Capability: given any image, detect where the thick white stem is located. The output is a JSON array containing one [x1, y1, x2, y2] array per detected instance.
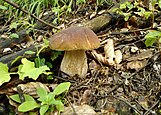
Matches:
[[60, 50, 88, 78]]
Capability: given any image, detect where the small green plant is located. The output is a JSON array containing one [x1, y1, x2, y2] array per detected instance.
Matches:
[[112, 1, 152, 21], [0, 58, 50, 86], [144, 30, 161, 47], [10, 82, 71, 115]]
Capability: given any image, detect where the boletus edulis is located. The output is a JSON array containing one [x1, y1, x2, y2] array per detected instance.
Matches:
[[49, 26, 100, 78]]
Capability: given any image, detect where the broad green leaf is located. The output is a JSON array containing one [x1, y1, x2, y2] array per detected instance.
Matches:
[[40, 105, 49, 115], [18, 101, 39, 112], [145, 37, 157, 47], [144, 30, 161, 38], [18, 58, 50, 80], [9, 33, 19, 39], [144, 30, 161, 47], [55, 100, 64, 112], [53, 82, 71, 96], [10, 94, 35, 103], [0, 5, 7, 10], [37, 87, 48, 99], [0, 63, 11, 86]]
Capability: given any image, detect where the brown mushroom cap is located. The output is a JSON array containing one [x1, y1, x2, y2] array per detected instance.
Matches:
[[49, 26, 100, 51]]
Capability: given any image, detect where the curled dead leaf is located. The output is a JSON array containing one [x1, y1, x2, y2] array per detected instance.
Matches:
[[104, 39, 115, 65], [91, 50, 109, 65], [114, 50, 122, 64]]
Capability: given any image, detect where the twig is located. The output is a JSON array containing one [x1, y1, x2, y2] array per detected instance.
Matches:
[[2, 0, 59, 30], [66, 95, 78, 115], [143, 99, 159, 115], [113, 96, 142, 115]]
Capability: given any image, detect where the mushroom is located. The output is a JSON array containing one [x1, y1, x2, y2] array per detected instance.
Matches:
[[49, 26, 100, 78]]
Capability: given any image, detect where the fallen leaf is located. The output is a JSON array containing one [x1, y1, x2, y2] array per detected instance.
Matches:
[[126, 49, 153, 61], [104, 39, 115, 65], [127, 59, 147, 70], [114, 50, 122, 64], [13, 82, 52, 98], [80, 90, 92, 105], [62, 105, 96, 115], [91, 50, 109, 65]]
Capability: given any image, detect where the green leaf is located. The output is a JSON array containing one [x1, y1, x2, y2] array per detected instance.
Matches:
[[40, 105, 49, 115], [55, 100, 64, 112], [0, 63, 11, 86], [9, 22, 18, 29], [9, 33, 19, 39], [144, 30, 161, 47], [53, 82, 71, 96], [120, 3, 126, 9], [144, 11, 152, 19], [144, 30, 161, 38], [159, 0, 161, 9], [18, 101, 39, 112], [10, 94, 35, 103], [51, 51, 62, 61], [145, 37, 157, 47], [37, 87, 48, 99], [11, 56, 22, 66], [43, 39, 49, 47], [25, 51, 36, 55], [18, 58, 50, 80], [0, 5, 7, 10]]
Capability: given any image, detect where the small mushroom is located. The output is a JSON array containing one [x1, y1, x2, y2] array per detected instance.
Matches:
[[49, 26, 100, 78]]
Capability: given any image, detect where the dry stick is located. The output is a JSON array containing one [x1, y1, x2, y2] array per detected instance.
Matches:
[[143, 99, 160, 115], [113, 96, 142, 115], [2, 0, 59, 30]]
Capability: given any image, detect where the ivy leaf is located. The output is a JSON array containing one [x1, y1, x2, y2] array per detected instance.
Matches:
[[0, 63, 11, 86], [18, 58, 50, 80], [18, 101, 40, 112], [53, 82, 71, 96]]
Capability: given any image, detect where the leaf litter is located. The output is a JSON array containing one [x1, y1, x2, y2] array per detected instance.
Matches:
[[0, 1, 161, 115]]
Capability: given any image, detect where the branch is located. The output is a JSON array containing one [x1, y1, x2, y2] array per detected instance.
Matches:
[[2, 0, 59, 30]]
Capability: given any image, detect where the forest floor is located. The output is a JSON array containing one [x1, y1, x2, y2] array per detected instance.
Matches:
[[0, 0, 161, 115]]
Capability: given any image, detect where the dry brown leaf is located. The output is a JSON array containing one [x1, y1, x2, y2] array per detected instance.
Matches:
[[126, 59, 147, 70], [126, 49, 153, 61], [62, 105, 96, 115], [104, 39, 115, 65], [114, 50, 122, 64], [13, 82, 54, 98], [91, 50, 109, 65], [80, 90, 92, 105]]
